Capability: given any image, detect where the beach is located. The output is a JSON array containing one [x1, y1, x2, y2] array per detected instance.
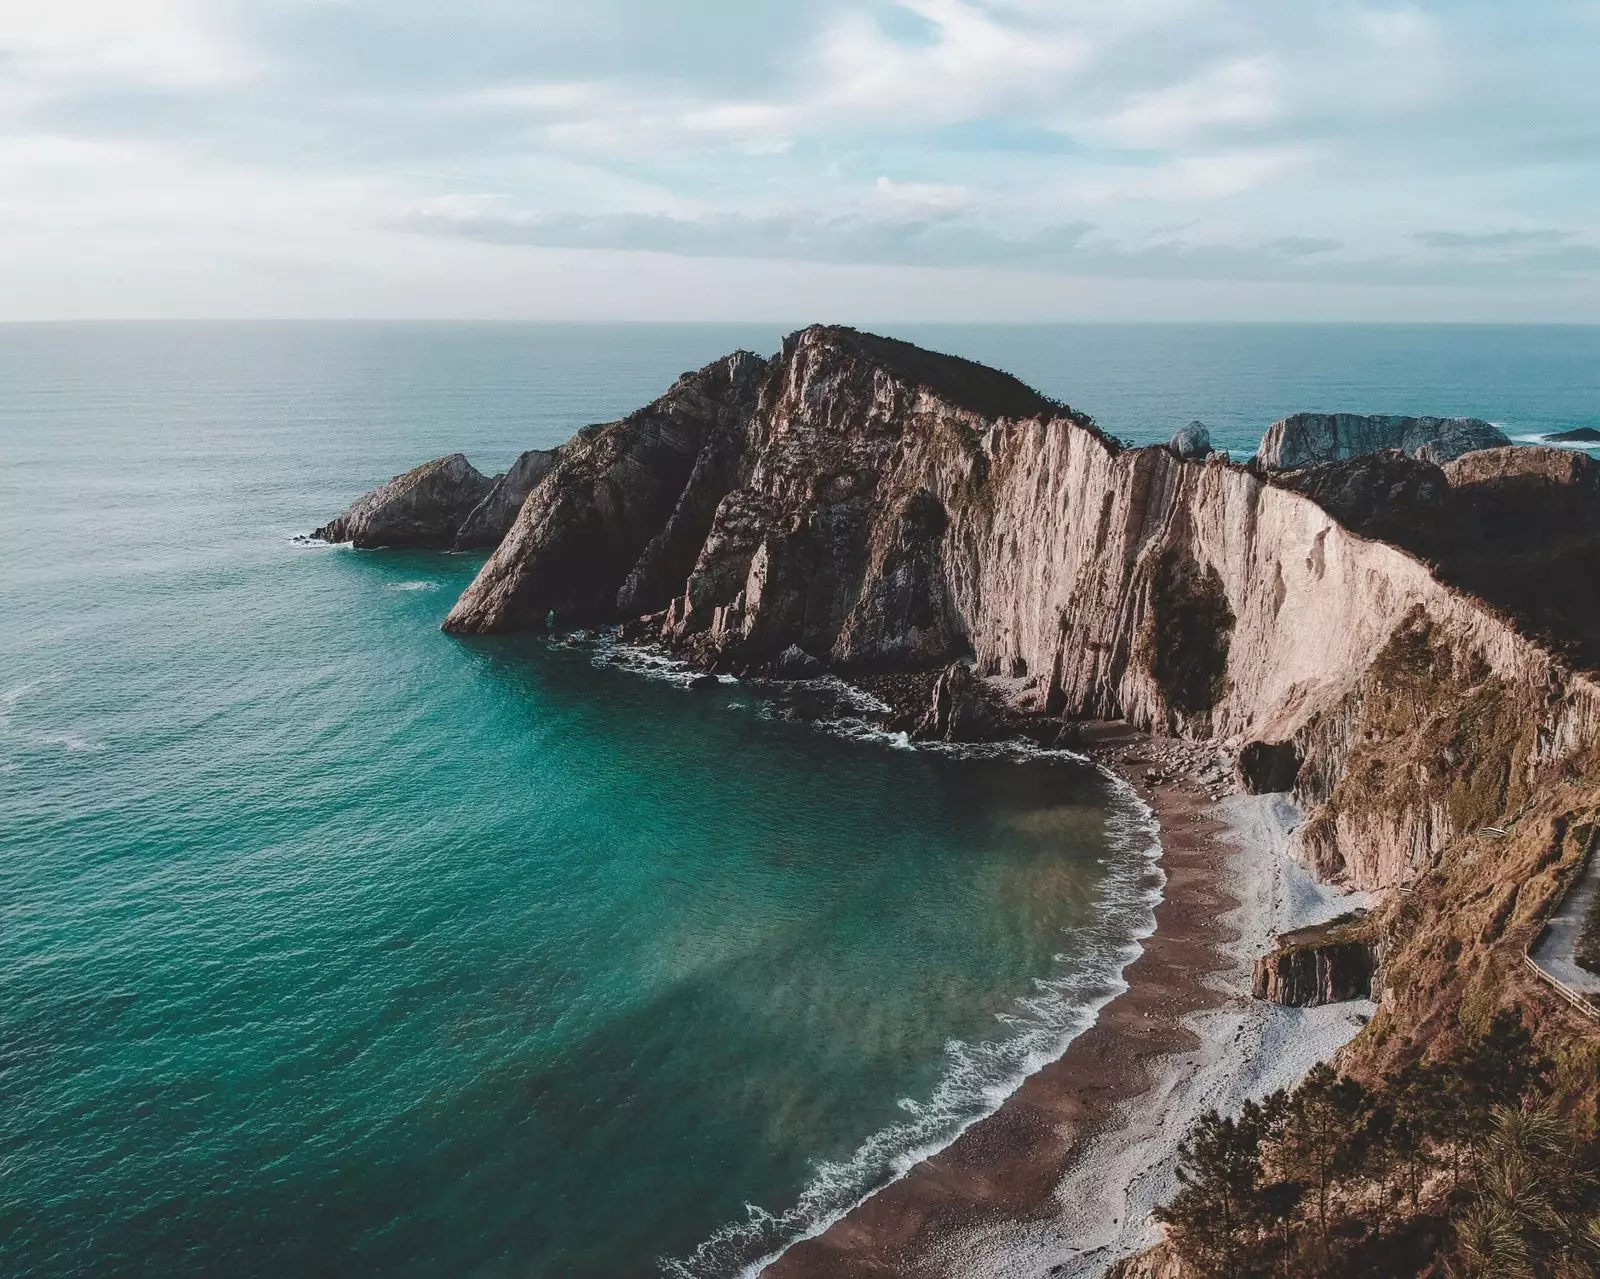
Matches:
[[764, 724, 1375, 1279]]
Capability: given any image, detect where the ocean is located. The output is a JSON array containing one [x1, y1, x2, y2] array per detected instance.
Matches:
[[2, 322, 1596, 1278]]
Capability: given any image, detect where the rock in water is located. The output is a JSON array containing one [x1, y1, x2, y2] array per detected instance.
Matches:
[[1255, 412, 1509, 470], [454, 448, 560, 550], [314, 453, 493, 548], [1168, 421, 1213, 460], [1545, 427, 1600, 444], [773, 645, 823, 678]]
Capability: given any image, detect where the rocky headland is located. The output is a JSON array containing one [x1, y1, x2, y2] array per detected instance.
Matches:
[[316, 326, 1600, 1277]]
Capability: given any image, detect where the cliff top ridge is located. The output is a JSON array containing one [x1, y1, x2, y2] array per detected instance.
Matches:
[[784, 325, 1095, 429]]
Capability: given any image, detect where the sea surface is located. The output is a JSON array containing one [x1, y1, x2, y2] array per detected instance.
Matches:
[[2, 323, 1596, 1278]]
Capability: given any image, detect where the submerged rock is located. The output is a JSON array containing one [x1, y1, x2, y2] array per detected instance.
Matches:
[[1168, 420, 1213, 460], [454, 448, 559, 549], [1255, 412, 1510, 470], [314, 453, 493, 549]]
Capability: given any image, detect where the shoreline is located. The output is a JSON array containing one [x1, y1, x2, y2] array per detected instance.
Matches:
[[763, 723, 1374, 1279]]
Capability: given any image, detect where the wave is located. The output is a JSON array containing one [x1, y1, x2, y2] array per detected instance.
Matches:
[[387, 581, 439, 592], [1509, 431, 1600, 452], [574, 636, 1164, 1278], [666, 772, 1162, 1279]]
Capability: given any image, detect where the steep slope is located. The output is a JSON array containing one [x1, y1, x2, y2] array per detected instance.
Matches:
[[452, 447, 559, 549]]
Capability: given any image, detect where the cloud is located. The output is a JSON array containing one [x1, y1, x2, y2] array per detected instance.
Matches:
[[2, 0, 1599, 317], [398, 203, 1600, 287], [1412, 228, 1577, 249]]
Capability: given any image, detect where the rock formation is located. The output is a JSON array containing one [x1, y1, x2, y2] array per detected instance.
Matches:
[[314, 453, 494, 548], [1168, 421, 1213, 460], [453, 448, 559, 549], [1254, 412, 1509, 470], [326, 327, 1600, 1279], [1251, 915, 1378, 1006], [1546, 427, 1600, 444]]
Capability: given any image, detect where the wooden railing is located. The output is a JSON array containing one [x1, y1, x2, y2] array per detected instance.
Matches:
[[1522, 948, 1600, 1022]]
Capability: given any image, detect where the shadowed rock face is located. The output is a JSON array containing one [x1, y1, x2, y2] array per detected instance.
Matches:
[[1255, 412, 1509, 470], [1275, 446, 1600, 671], [1252, 937, 1376, 1006], [453, 448, 559, 549], [442, 350, 770, 632], [314, 453, 493, 548]]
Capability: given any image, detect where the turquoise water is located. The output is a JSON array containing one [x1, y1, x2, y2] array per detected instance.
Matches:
[[2, 323, 1596, 1278]]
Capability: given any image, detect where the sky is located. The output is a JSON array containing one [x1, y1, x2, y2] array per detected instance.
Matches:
[[1, 0, 1597, 321]]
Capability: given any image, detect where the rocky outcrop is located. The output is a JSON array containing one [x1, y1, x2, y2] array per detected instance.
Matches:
[[1252, 916, 1378, 1006], [370, 327, 1598, 899], [917, 662, 1002, 741], [1547, 427, 1600, 444], [1168, 421, 1213, 460], [453, 448, 559, 549], [314, 453, 493, 548], [1255, 412, 1510, 470]]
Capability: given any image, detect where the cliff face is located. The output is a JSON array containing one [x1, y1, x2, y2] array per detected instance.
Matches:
[[437, 326, 1600, 897], [1255, 412, 1509, 469], [1251, 917, 1379, 1006]]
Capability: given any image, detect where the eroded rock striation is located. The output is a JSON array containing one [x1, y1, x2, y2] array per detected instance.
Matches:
[[1255, 412, 1509, 470], [314, 453, 494, 549]]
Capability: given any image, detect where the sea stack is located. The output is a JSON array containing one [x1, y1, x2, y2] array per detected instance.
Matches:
[[314, 453, 493, 548]]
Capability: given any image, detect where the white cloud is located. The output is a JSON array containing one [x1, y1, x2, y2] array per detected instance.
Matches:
[[0, 0, 255, 89], [0, 0, 1595, 317]]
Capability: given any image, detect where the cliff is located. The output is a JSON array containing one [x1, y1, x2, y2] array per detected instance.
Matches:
[[1254, 412, 1509, 469], [435, 326, 1600, 904]]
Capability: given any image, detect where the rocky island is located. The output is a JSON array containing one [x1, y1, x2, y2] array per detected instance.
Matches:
[[316, 327, 1600, 1278]]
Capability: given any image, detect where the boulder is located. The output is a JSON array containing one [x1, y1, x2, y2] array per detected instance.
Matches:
[[314, 453, 493, 548], [917, 663, 1001, 742], [1169, 420, 1213, 460], [1255, 413, 1510, 470], [453, 448, 560, 550]]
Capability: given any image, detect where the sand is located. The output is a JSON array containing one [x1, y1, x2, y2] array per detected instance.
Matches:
[[762, 726, 1375, 1279]]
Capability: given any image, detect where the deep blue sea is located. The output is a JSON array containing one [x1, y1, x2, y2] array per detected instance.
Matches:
[[2, 323, 1596, 1278]]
